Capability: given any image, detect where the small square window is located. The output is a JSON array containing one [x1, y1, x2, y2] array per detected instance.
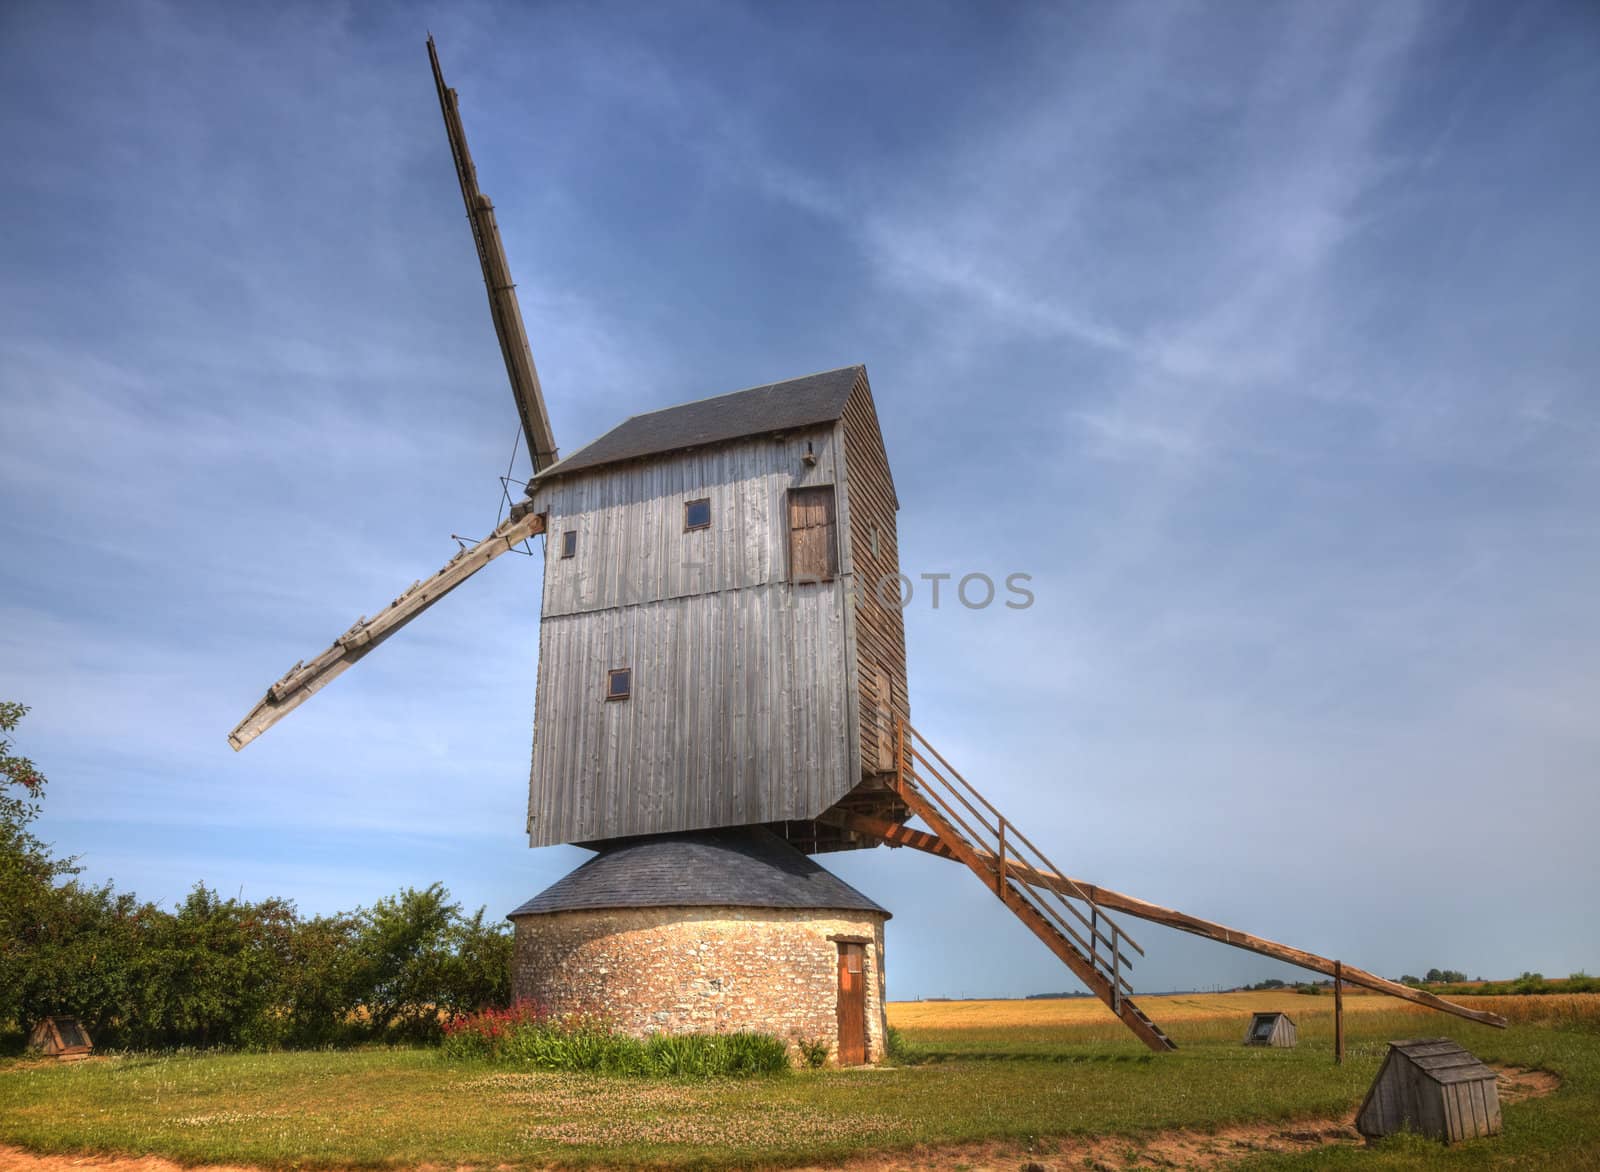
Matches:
[[606, 668, 632, 701], [684, 498, 711, 531], [561, 530, 577, 559]]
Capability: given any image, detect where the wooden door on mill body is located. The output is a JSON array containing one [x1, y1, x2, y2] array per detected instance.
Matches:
[[836, 941, 866, 1065]]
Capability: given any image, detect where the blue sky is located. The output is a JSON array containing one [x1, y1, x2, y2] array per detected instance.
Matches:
[[2, 0, 1597, 998]]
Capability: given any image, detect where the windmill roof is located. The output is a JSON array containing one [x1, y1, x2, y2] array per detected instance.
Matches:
[[536, 365, 864, 480], [1387, 1039, 1498, 1086], [507, 827, 889, 918]]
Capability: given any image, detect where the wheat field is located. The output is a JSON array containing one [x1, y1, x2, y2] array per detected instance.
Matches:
[[889, 989, 1405, 1029], [888, 989, 1600, 1050]]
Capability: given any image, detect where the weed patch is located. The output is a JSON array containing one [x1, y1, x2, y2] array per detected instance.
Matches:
[[440, 1004, 789, 1077]]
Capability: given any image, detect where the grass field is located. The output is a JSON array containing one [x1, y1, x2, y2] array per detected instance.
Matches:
[[1, 991, 1596, 1169]]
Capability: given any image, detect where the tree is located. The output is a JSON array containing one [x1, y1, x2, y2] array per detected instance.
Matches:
[[281, 910, 363, 1047], [0, 701, 46, 811], [1, 702, 80, 1029], [348, 885, 513, 1042], [124, 886, 300, 1048], [443, 904, 514, 1017], [352, 884, 459, 1041]]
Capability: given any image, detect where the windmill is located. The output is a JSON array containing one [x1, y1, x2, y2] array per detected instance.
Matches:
[[229, 40, 1506, 1065]]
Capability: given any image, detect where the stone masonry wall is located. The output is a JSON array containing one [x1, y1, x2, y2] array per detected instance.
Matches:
[[510, 905, 888, 1065]]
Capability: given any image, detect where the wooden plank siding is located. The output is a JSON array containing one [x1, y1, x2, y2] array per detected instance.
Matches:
[[529, 584, 850, 845], [527, 428, 860, 848], [838, 372, 909, 780], [537, 429, 842, 617]]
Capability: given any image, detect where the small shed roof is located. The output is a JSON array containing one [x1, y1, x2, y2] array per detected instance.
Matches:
[[536, 365, 864, 481], [1387, 1038, 1498, 1086], [508, 827, 890, 918]]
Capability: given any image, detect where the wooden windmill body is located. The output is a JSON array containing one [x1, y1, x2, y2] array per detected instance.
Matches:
[[230, 40, 1508, 1063], [525, 365, 906, 853]]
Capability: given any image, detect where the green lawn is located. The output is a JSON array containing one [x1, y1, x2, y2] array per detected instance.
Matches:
[[1, 1010, 1596, 1169]]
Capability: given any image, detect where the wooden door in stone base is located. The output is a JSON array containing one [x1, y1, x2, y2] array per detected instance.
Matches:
[[836, 942, 866, 1065]]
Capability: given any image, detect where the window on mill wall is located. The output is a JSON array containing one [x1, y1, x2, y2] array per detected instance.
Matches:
[[607, 668, 631, 701], [788, 486, 838, 582]]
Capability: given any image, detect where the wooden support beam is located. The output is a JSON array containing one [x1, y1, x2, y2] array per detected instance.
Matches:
[[878, 787, 1173, 1052], [228, 510, 545, 750], [1335, 959, 1345, 1064], [823, 809, 1507, 1030]]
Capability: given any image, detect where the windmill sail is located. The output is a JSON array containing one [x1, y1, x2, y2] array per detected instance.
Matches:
[[229, 44, 563, 751], [428, 36, 559, 473], [229, 509, 545, 750]]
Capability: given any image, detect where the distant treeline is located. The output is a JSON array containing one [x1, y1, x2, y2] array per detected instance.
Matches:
[[1405, 973, 1598, 997], [1024, 991, 1093, 1000], [1236, 972, 1598, 998], [1, 702, 511, 1050], [1239, 978, 1335, 995]]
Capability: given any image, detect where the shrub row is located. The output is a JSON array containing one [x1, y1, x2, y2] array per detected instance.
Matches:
[[2, 703, 513, 1051], [2, 878, 512, 1050], [440, 1004, 791, 1076]]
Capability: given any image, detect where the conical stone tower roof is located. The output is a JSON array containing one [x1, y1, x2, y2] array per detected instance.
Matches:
[[508, 827, 888, 918]]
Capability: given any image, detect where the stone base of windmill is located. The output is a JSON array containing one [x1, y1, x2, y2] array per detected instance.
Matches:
[[508, 829, 890, 1066]]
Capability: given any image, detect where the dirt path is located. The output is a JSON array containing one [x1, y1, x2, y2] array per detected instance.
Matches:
[[0, 1066, 1560, 1172]]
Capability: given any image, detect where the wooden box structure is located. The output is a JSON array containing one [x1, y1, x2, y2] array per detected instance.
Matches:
[[1356, 1039, 1501, 1144], [27, 1016, 93, 1060], [525, 366, 909, 855], [1243, 1011, 1296, 1047]]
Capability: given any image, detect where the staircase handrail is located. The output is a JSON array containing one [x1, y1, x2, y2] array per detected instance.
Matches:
[[893, 718, 1145, 986]]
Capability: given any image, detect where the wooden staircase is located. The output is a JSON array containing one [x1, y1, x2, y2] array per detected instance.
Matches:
[[885, 719, 1177, 1052]]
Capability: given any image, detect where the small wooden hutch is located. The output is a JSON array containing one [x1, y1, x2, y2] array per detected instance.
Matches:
[[27, 1016, 93, 1061], [1356, 1038, 1502, 1144], [1243, 1011, 1297, 1047]]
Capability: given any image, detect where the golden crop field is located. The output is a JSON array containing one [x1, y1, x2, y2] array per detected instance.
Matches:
[[888, 989, 1600, 1050], [889, 989, 1401, 1029]]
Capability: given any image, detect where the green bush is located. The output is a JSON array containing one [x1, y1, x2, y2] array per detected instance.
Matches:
[[714, 1032, 791, 1075]]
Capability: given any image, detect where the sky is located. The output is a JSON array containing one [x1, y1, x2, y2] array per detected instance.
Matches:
[[2, 0, 1597, 1000]]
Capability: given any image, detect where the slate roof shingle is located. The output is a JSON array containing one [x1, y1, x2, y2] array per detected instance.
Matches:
[[507, 827, 889, 918], [536, 365, 864, 481]]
